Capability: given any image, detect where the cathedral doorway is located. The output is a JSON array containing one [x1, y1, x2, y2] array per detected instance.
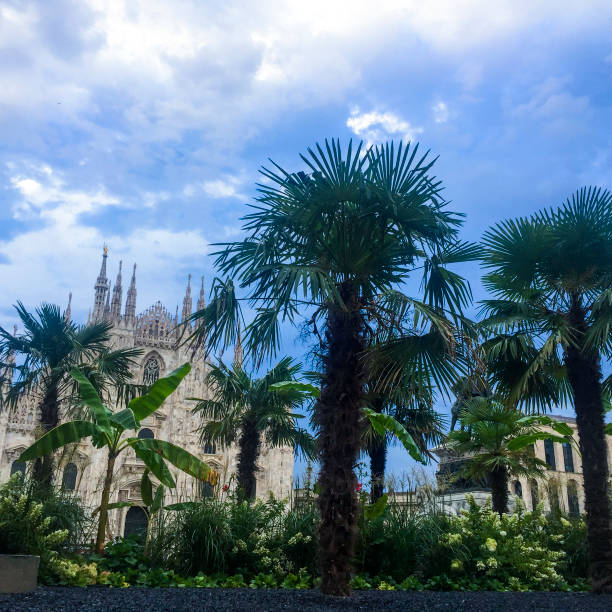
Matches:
[[124, 506, 148, 537]]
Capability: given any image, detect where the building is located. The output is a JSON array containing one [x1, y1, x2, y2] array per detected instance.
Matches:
[[433, 415, 611, 516], [0, 247, 294, 539]]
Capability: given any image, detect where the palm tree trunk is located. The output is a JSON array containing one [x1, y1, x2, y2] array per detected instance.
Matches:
[[317, 282, 366, 596], [565, 297, 612, 593], [489, 464, 508, 516], [236, 413, 260, 502], [33, 384, 60, 489], [369, 435, 387, 503], [96, 451, 116, 554]]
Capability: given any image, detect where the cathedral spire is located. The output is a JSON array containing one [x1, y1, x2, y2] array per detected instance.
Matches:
[[92, 245, 110, 321], [233, 324, 243, 370], [104, 282, 111, 320], [124, 263, 137, 325], [111, 260, 123, 321], [181, 274, 193, 325], [64, 292, 72, 323], [196, 276, 205, 312]]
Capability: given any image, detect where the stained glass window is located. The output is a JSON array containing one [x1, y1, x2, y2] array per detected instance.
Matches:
[[143, 357, 160, 385]]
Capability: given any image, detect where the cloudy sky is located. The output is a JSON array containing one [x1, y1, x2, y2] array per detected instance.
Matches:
[[1, 1, 611, 476]]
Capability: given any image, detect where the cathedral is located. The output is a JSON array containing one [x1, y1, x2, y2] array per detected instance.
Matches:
[[0, 248, 294, 538]]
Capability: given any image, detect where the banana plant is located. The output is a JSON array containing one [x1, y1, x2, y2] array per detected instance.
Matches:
[[18, 362, 216, 554]]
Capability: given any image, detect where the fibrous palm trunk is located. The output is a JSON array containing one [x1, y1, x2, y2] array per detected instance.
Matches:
[[369, 435, 387, 504], [96, 450, 116, 554], [237, 413, 261, 502], [33, 384, 59, 489], [317, 282, 366, 596], [489, 464, 508, 516], [565, 297, 612, 593]]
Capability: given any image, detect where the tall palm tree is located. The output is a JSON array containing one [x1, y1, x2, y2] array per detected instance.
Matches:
[[189, 140, 475, 595], [0, 302, 134, 487], [447, 397, 550, 515], [480, 187, 612, 592], [192, 357, 315, 501]]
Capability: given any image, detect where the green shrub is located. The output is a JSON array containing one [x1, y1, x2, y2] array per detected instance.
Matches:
[[429, 496, 568, 590], [0, 474, 71, 582], [148, 496, 318, 578]]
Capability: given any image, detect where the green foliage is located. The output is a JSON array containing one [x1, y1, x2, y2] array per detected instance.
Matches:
[[430, 496, 570, 590], [446, 398, 552, 485], [148, 496, 319, 579], [0, 474, 68, 558], [0, 473, 96, 583]]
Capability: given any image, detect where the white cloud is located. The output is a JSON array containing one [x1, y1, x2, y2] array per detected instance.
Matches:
[[202, 177, 243, 199], [432, 101, 450, 124], [0, 165, 209, 323], [347, 108, 423, 145]]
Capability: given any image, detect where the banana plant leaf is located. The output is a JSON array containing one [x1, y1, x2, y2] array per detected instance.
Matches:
[[517, 414, 574, 437], [110, 407, 139, 432], [70, 369, 112, 435], [132, 446, 176, 488], [151, 484, 165, 514], [19, 421, 100, 461], [507, 432, 569, 452], [365, 493, 389, 520], [141, 469, 154, 506], [363, 407, 425, 464], [269, 381, 320, 398], [129, 363, 191, 422], [131, 438, 214, 482]]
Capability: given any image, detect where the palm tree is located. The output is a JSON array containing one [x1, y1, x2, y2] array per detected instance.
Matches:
[[480, 187, 612, 592], [192, 357, 315, 501], [0, 302, 128, 487], [447, 398, 551, 515], [189, 140, 475, 595], [366, 388, 445, 503]]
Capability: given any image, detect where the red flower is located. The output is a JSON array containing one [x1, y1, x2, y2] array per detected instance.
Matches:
[[222, 484, 229, 492], [355, 483, 363, 492]]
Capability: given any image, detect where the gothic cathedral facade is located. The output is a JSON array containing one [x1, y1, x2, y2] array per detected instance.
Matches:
[[0, 248, 294, 539]]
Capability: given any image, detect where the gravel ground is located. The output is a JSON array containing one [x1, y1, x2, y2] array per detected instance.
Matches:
[[1, 588, 611, 612]]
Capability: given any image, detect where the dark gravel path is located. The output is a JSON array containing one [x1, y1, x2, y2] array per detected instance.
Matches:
[[0, 587, 610, 611]]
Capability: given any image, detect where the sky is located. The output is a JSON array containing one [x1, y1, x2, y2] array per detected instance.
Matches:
[[1, 0, 611, 481]]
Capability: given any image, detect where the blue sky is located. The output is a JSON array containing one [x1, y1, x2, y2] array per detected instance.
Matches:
[[1, 1, 611, 481]]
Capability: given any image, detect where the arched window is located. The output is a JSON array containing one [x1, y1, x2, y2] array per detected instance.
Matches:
[[513, 480, 523, 498], [203, 442, 216, 455], [62, 463, 77, 491], [124, 506, 148, 537], [544, 439, 556, 470], [10, 460, 25, 476], [143, 357, 161, 386], [530, 480, 539, 511], [138, 428, 154, 440], [567, 480, 580, 516], [562, 442, 575, 472]]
